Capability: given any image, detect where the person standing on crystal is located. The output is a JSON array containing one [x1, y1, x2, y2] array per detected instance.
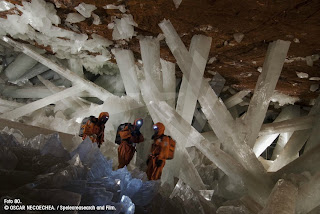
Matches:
[[80, 112, 109, 148], [117, 118, 144, 168], [146, 122, 176, 180]]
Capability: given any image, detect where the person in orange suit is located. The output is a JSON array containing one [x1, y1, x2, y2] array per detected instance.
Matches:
[[82, 112, 109, 148], [118, 118, 144, 168], [146, 122, 175, 180]]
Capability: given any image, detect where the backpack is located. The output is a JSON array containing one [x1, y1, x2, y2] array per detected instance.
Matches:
[[158, 135, 176, 160], [166, 136, 176, 160], [115, 123, 131, 145], [79, 116, 97, 137]]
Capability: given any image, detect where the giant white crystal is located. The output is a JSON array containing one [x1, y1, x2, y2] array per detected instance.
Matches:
[[259, 115, 314, 136], [296, 172, 320, 213], [14, 63, 50, 84], [271, 125, 298, 160], [37, 75, 85, 111], [94, 73, 125, 97], [159, 19, 267, 182], [208, 72, 226, 96], [259, 179, 298, 214], [258, 157, 273, 170], [175, 35, 211, 124], [0, 84, 52, 99], [114, 49, 141, 102], [2, 36, 114, 101], [268, 130, 311, 172], [272, 144, 320, 179], [0, 84, 84, 120], [4, 53, 38, 81], [192, 108, 207, 134], [160, 59, 176, 108], [159, 19, 235, 144], [139, 37, 163, 100], [239, 40, 290, 148], [269, 95, 320, 171], [304, 113, 320, 153], [253, 105, 300, 157], [201, 131, 221, 147], [224, 90, 250, 109]]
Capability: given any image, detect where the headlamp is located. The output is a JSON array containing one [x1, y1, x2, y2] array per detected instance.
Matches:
[[102, 116, 108, 123], [153, 125, 158, 130]]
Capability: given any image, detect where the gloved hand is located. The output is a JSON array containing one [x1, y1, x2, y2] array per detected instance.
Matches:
[[156, 159, 163, 167], [131, 130, 141, 136], [151, 133, 157, 139]]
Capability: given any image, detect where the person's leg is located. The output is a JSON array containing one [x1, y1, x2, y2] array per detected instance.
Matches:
[[152, 160, 166, 180], [118, 143, 126, 168], [125, 146, 135, 166], [146, 157, 156, 180], [118, 142, 134, 168]]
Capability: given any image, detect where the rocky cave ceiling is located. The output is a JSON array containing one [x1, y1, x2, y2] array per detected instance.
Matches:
[[2, 0, 320, 105]]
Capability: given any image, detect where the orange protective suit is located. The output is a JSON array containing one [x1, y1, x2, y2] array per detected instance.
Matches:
[[118, 118, 144, 168], [146, 122, 173, 180], [82, 112, 109, 147]]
